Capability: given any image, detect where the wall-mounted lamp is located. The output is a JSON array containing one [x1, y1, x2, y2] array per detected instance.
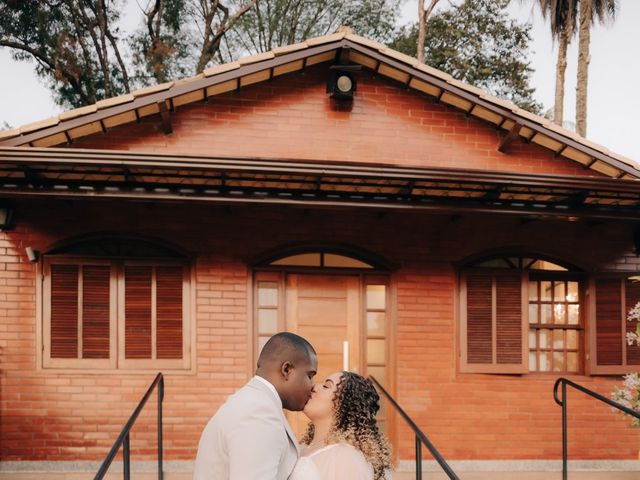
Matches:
[[0, 201, 13, 230], [25, 247, 39, 263], [327, 70, 357, 101]]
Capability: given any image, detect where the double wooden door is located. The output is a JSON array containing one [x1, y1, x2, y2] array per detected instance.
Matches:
[[254, 269, 391, 439], [284, 273, 362, 434]]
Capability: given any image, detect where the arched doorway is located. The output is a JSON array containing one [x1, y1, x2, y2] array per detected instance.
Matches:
[[252, 246, 393, 437]]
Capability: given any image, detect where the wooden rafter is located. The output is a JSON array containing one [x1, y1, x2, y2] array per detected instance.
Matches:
[[498, 123, 522, 153]]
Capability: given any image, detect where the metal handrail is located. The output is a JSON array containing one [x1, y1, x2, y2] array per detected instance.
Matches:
[[369, 376, 459, 480], [553, 377, 640, 480], [94, 372, 165, 480]]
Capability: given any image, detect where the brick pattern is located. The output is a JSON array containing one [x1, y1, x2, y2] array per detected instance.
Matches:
[[2, 203, 640, 462], [70, 64, 599, 177], [3, 66, 637, 464]]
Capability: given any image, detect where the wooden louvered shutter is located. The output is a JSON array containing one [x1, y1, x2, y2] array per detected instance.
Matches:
[[460, 271, 527, 373], [125, 266, 153, 359], [592, 277, 640, 373], [46, 261, 114, 368], [123, 264, 185, 365], [156, 266, 183, 359], [82, 265, 111, 359], [50, 264, 79, 358]]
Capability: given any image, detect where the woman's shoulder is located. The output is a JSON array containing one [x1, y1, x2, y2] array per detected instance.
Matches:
[[331, 442, 372, 467], [311, 442, 374, 479]]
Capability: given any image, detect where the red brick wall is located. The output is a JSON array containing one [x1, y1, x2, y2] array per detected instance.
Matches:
[[1, 200, 639, 463], [70, 64, 600, 178], [4, 63, 635, 465]]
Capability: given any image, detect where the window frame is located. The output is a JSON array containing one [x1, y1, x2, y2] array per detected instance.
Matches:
[[589, 274, 640, 375], [458, 255, 587, 375], [41, 255, 193, 372], [459, 268, 529, 374], [527, 272, 585, 375]]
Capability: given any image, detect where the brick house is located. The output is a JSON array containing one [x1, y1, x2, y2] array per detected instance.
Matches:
[[1, 31, 639, 478]]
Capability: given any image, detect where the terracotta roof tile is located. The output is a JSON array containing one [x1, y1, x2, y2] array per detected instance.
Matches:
[[1, 30, 636, 176], [447, 78, 486, 97], [306, 31, 346, 46], [345, 34, 385, 51], [204, 62, 241, 77], [238, 51, 275, 66], [132, 82, 174, 98], [379, 48, 419, 67], [59, 104, 98, 121], [478, 93, 518, 113], [414, 63, 452, 81], [273, 42, 309, 56], [0, 128, 21, 140], [174, 73, 204, 86], [96, 94, 134, 110], [20, 116, 60, 134]]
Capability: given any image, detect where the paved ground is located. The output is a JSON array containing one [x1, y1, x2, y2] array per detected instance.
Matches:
[[2, 472, 640, 480]]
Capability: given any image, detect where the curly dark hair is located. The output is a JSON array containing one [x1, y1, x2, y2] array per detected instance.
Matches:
[[301, 372, 392, 479]]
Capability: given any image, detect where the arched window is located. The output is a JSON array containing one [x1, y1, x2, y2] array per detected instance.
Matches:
[[42, 236, 191, 371], [460, 254, 583, 375]]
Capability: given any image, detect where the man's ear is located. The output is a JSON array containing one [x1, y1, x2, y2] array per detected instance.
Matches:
[[281, 361, 293, 380]]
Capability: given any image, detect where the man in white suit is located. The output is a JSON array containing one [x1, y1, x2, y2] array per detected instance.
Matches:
[[194, 332, 317, 480]]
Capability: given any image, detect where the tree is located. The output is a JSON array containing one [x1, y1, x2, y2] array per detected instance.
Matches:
[[575, 0, 616, 137], [0, 0, 130, 107], [221, 0, 400, 58], [0, 0, 257, 108], [529, 0, 578, 127], [416, 0, 440, 63], [391, 0, 543, 113]]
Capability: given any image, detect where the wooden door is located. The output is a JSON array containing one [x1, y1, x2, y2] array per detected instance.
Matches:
[[285, 273, 361, 436]]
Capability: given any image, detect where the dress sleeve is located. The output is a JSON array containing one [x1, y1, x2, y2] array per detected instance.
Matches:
[[315, 443, 374, 480]]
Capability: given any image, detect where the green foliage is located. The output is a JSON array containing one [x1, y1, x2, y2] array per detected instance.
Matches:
[[222, 0, 400, 58], [129, 0, 192, 85], [0, 0, 129, 107], [1, 0, 544, 116], [390, 0, 543, 113]]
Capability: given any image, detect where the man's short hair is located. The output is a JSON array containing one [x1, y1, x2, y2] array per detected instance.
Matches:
[[257, 332, 316, 368]]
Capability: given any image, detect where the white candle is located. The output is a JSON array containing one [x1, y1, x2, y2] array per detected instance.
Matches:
[[343, 340, 349, 371]]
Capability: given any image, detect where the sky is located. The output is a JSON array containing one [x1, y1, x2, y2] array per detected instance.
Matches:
[[0, 1, 638, 161]]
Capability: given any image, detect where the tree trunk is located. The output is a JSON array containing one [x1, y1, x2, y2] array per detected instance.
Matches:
[[576, 0, 591, 137], [416, 0, 440, 63], [553, 23, 571, 126]]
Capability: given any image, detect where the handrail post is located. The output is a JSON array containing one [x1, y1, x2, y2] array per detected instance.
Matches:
[[415, 434, 422, 480], [562, 381, 567, 480], [158, 375, 164, 480], [123, 433, 130, 480]]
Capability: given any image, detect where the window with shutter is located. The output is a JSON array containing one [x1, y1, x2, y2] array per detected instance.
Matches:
[[42, 244, 190, 371], [44, 260, 116, 369], [460, 270, 527, 373], [460, 255, 583, 374], [591, 276, 640, 374]]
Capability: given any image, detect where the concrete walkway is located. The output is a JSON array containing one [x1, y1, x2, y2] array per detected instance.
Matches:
[[2, 471, 639, 480]]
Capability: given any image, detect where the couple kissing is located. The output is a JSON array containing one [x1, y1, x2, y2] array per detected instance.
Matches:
[[193, 332, 391, 479]]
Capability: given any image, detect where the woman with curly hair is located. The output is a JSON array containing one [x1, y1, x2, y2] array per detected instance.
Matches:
[[289, 371, 392, 480]]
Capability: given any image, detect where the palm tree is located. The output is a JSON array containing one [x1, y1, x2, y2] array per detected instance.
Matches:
[[575, 0, 617, 137], [533, 0, 578, 127]]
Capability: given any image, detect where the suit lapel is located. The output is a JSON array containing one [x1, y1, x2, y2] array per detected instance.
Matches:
[[280, 410, 301, 455], [247, 377, 300, 455]]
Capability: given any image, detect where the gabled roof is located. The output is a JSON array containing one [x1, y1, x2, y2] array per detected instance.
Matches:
[[0, 31, 638, 179]]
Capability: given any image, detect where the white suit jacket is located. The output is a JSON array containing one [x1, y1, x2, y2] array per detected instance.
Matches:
[[193, 376, 299, 480]]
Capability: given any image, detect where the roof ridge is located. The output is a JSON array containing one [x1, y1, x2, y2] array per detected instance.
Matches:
[[1, 31, 637, 176]]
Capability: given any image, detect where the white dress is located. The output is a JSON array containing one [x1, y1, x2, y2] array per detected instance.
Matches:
[[289, 442, 374, 480]]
